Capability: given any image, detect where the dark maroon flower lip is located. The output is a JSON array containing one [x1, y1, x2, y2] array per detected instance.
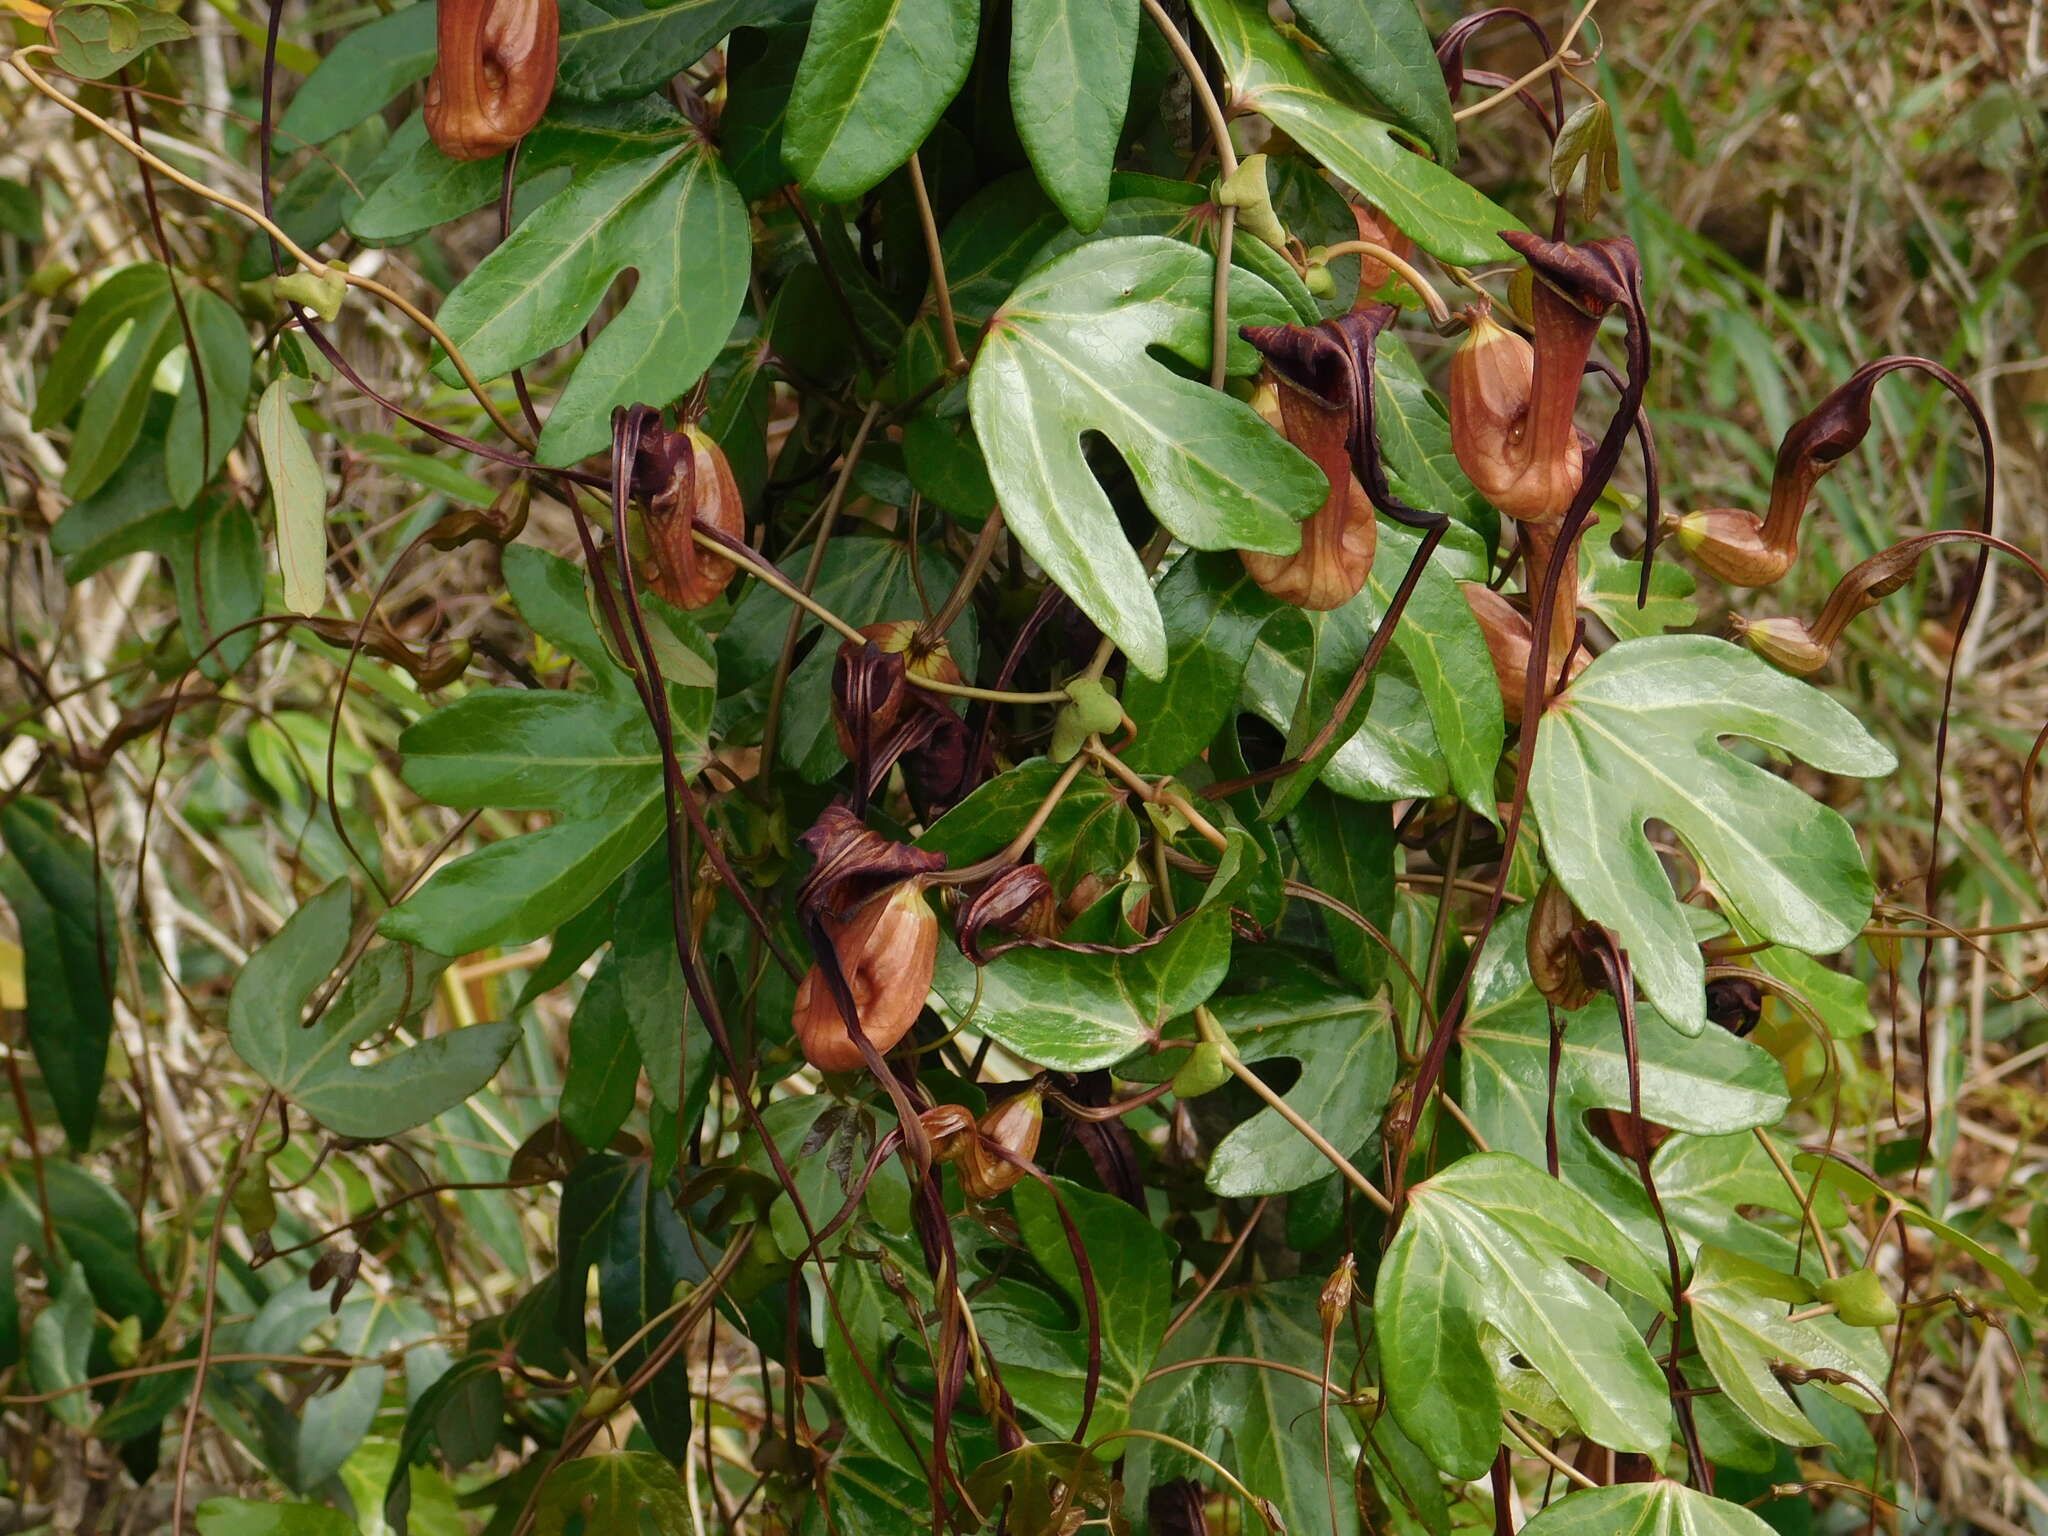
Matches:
[[797, 805, 947, 930], [956, 863, 1057, 965]]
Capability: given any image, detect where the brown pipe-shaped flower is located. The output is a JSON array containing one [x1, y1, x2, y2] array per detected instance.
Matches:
[[632, 423, 742, 610], [925, 1088, 1045, 1200], [956, 864, 1059, 965], [1450, 233, 1634, 690], [1460, 582, 1586, 725], [1671, 357, 1986, 589], [1526, 876, 1599, 1011], [1734, 530, 1966, 674], [423, 0, 559, 162], [791, 877, 940, 1073], [1238, 368, 1376, 609], [1450, 234, 1633, 521]]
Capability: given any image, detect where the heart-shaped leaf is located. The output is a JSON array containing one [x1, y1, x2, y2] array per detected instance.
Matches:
[[230, 882, 516, 1138], [1530, 635, 1894, 1035], [968, 235, 1325, 677], [1203, 971, 1396, 1196], [1378, 1151, 1672, 1478], [1185, 0, 1518, 265], [1459, 909, 1789, 1248], [427, 108, 747, 466], [929, 904, 1233, 1071]]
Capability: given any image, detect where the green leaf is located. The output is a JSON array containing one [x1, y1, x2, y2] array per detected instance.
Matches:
[[164, 286, 252, 507], [33, 264, 228, 501], [47, 414, 180, 581], [556, 1155, 705, 1457], [382, 550, 711, 954], [531, 1453, 692, 1536], [1130, 1277, 1399, 1535], [555, 0, 813, 104], [429, 113, 748, 466], [0, 799, 114, 1150], [723, 24, 806, 202], [0, 178, 42, 243], [1687, 1245, 1890, 1447], [1244, 609, 1441, 802], [561, 955, 641, 1149], [1378, 1151, 1672, 1478], [27, 1261, 93, 1428], [1654, 1131, 1847, 1277], [1374, 336, 1495, 544], [1204, 973, 1395, 1196], [256, 380, 329, 614], [1122, 552, 1279, 776], [0, 1161, 163, 1334], [996, 1178, 1173, 1439], [611, 853, 712, 1120], [171, 497, 264, 678], [1237, 522, 1498, 819], [1010, 0, 1139, 231], [1518, 1483, 1781, 1536], [1368, 522, 1502, 819], [1792, 1151, 2042, 1311], [1287, 0, 1457, 163], [1288, 788, 1395, 993], [230, 882, 518, 1137], [1459, 908, 1789, 1247], [1582, 504, 1696, 639], [50, 0, 190, 78], [929, 904, 1233, 1071], [1186, 0, 1519, 265], [968, 235, 1324, 677], [920, 757, 1140, 894], [196, 1499, 356, 1536], [1529, 635, 1894, 1035], [279, 3, 435, 145], [782, 0, 978, 203]]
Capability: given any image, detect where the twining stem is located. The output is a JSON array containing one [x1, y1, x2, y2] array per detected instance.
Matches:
[[907, 150, 965, 374], [1452, 0, 1602, 123], [922, 506, 1006, 640], [1752, 1124, 1842, 1281], [1089, 744, 1231, 853], [758, 401, 882, 774], [10, 48, 534, 451], [171, 1089, 275, 1536], [1086, 1429, 1275, 1526], [1504, 1414, 1600, 1490], [1317, 239, 1453, 325], [934, 750, 1093, 886], [1141, 0, 1236, 390], [1199, 1005, 1395, 1215], [694, 522, 1067, 707]]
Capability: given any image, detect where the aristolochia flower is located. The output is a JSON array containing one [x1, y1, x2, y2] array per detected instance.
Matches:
[[424, 0, 559, 162]]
